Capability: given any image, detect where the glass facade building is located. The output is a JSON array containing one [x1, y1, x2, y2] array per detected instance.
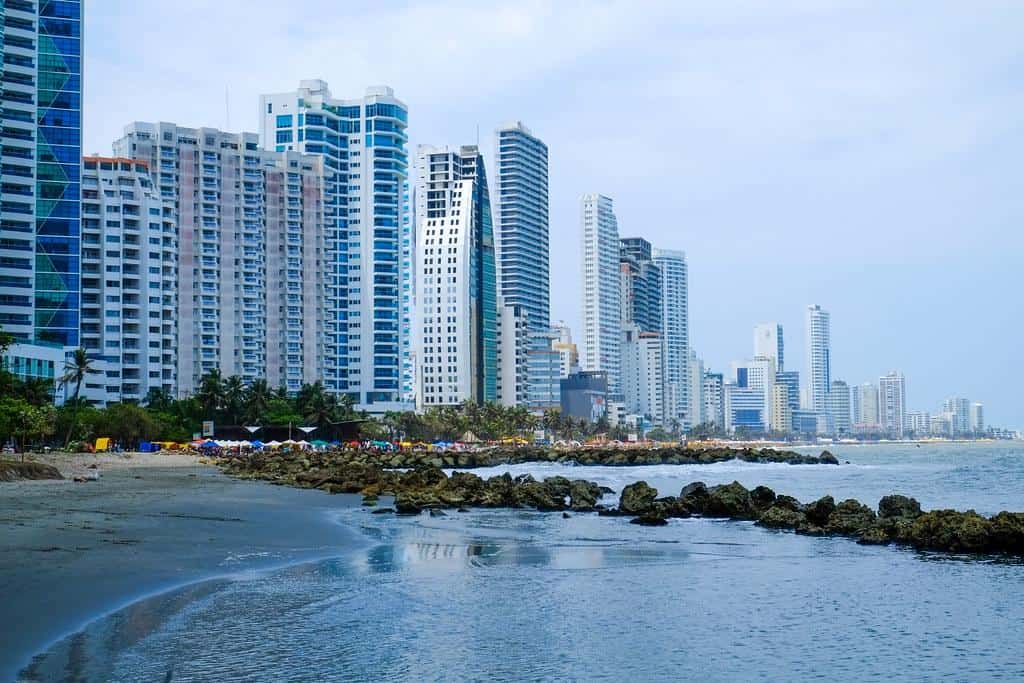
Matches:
[[0, 0, 82, 346], [493, 121, 549, 332], [260, 81, 409, 412]]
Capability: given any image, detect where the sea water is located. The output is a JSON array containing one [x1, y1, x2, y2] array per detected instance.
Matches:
[[18, 443, 1024, 682]]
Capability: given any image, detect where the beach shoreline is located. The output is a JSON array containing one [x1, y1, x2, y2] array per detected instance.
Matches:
[[0, 463, 366, 682]]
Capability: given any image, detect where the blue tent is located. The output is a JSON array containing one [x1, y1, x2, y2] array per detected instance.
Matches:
[[200, 440, 219, 449], [250, 440, 264, 448], [138, 441, 159, 453]]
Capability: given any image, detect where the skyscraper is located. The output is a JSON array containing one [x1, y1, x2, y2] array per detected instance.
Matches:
[[652, 248, 689, 427], [970, 403, 985, 434], [702, 371, 725, 428], [493, 122, 548, 331], [619, 238, 661, 334], [829, 379, 851, 434], [943, 397, 971, 436], [0, 0, 82, 346], [774, 370, 801, 432], [688, 350, 704, 429], [621, 325, 665, 425], [413, 144, 497, 407], [879, 371, 907, 436], [79, 156, 176, 404], [805, 304, 831, 412], [114, 123, 326, 396], [260, 81, 409, 412], [855, 383, 880, 428], [580, 194, 621, 391], [753, 323, 784, 372]]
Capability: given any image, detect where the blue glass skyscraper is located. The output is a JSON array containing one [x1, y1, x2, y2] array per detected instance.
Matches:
[[0, 0, 82, 346], [261, 81, 409, 412]]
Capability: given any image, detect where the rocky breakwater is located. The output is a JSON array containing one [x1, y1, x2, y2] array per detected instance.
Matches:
[[607, 479, 1024, 556], [220, 454, 606, 515]]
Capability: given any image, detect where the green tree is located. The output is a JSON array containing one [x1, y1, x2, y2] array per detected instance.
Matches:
[[59, 348, 99, 449], [243, 378, 272, 424], [143, 386, 174, 413], [196, 369, 225, 419], [97, 403, 158, 449], [222, 375, 246, 424]]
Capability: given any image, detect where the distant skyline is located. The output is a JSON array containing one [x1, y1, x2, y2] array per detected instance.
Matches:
[[84, 2, 1024, 426]]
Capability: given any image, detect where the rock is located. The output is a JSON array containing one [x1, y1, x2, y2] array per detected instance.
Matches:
[[562, 512, 571, 519], [542, 476, 572, 501], [619, 481, 658, 514], [513, 480, 564, 511], [804, 496, 836, 526], [361, 495, 379, 507], [757, 506, 806, 529], [457, 507, 470, 513], [599, 486, 616, 495], [371, 507, 395, 514], [394, 493, 423, 515], [678, 481, 709, 514], [878, 495, 922, 520], [857, 526, 892, 545], [630, 512, 668, 526], [774, 495, 804, 512], [428, 508, 447, 517], [826, 499, 877, 535], [569, 479, 602, 510], [819, 450, 839, 465], [750, 485, 777, 512], [703, 481, 756, 519], [989, 512, 1024, 554], [908, 509, 993, 553], [0, 460, 63, 482]]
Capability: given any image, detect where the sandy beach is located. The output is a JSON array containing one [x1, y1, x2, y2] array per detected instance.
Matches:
[[0, 458, 366, 681]]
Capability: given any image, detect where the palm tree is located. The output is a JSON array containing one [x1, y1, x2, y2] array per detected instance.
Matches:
[[243, 378, 271, 424], [196, 369, 225, 419], [337, 392, 356, 418], [60, 348, 98, 448], [303, 388, 338, 431], [143, 386, 173, 413], [222, 375, 246, 424]]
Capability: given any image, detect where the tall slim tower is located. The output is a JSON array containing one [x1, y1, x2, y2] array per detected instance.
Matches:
[[753, 323, 784, 372], [805, 305, 831, 412], [652, 248, 689, 427], [580, 194, 621, 392], [879, 371, 907, 436], [0, 0, 83, 346], [413, 144, 497, 406], [260, 81, 409, 412], [493, 122, 548, 331]]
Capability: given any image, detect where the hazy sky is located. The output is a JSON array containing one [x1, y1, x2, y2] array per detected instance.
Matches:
[[85, 1, 1024, 428]]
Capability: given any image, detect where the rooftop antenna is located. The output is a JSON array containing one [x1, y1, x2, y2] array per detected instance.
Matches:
[[476, 123, 479, 148], [225, 84, 230, 131]]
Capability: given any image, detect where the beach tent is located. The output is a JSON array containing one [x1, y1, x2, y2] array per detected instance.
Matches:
[[265, 440, 282, 448], [138, 442, 159, 453], [200, 440, 219, 449], [310, 439, 328, 448], [95, 437, 111, 452], [250, 440, 264, 449]]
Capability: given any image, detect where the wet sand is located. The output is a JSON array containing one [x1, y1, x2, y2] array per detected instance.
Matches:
[[0, 463, 365, 681]]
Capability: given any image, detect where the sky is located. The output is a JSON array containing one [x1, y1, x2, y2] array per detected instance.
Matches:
[[85, 1, 1024, 428]]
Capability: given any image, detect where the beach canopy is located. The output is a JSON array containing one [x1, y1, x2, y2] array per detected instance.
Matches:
[[250, 440, 264, 448], [95, 437, 111, 451], [311, 439, 328, 447], [200, 440, 218, 448], [265, 440, 282, 448]]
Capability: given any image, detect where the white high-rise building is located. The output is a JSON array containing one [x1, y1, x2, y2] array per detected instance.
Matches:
[[753, 323, 784, 372], [621, 324, 665, 425], [260, 81, 409, 412], [580, 194, 621, 392], [114, 123, 326, 396], [688, 350, 704, 429], [652, 248, 689, 428], [943, 397, 972, 436], [551, 321, 579, 379], [805, 305, 831, 412], [970, 403, 985, 434], [496, 298, 528, 407], [855, 383, 880, 428], [413, 145, 498, 408], [494, 122, 549, 332], [702, 372, 725, 428], [771, 384, 792, 433], [829, 379, 851, 434], [879, 371, 907, 436], [80, 157, 177, 404]]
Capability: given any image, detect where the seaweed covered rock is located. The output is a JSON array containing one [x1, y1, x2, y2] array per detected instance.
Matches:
[[757, 506, 806, 529], [619, 481, 659, 514], [826, 499, 877, 536], [630, 512, 669, 527], [878, 495, 922, 520], [0, 460, 63, 482], [678, 482, 709, 514], [908, 509, 994, 553], [703, 481, 756, 519], [569, 479, 602, 510]]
